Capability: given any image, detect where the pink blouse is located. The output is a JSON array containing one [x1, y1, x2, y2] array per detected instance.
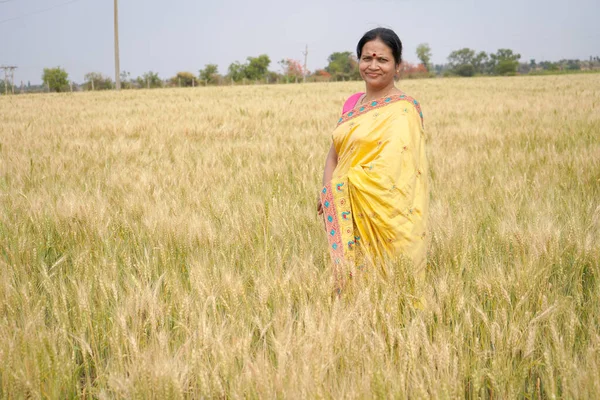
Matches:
[[342, 92, 364, 114]]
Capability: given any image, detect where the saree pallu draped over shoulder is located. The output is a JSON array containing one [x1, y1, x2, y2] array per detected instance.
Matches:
[[320, 92, 429, 282]]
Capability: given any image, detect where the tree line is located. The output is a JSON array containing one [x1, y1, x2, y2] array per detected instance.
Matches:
[[434, 48, 600, 77], [3, 45, 600, 93]]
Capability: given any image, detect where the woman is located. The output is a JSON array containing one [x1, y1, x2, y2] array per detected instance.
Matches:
[[318, 27, 429, 284]]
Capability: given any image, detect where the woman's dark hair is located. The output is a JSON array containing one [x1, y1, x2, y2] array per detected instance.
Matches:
[[357, 28, 403, 65]]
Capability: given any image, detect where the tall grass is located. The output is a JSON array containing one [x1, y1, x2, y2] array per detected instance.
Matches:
[[1, 74, 599, 398]]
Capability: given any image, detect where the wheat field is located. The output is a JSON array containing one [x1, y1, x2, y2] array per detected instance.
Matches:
[[1, 74, 599, 398]]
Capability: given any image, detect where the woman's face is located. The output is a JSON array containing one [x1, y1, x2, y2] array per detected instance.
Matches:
[[359, 38, 398, 90]]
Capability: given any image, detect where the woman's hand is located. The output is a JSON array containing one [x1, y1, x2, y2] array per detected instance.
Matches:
[[317, 196, 326, 231], [317, 196, 323, 215]]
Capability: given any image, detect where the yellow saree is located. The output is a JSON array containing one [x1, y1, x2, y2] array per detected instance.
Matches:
[[320, 92, 429, 279]]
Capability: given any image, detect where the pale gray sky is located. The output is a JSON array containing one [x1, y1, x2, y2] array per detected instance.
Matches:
[[1, 0, 599, 84]]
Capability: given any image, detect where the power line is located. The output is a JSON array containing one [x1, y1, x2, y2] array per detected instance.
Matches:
[[0, 0, 86, 25]]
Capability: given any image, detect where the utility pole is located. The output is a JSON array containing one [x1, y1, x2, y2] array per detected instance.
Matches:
[[1, 66, 17, 95], [302, 45, 308, 83], [114, 0, 121, 90]]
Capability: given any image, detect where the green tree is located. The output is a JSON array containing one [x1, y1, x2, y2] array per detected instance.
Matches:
[[325, 51, 359, 81], [563, 59, 581, 70], [136, 71, 162, 88], [447, 48, 491, 76], [490, 49, 521, 75], [529, 59, 537, 69], [472, 51, 489, 75], [540, 61, 560, 71], [244, 54, 271, 80], [227, 61, 245, 82], [448, 48, 475, 67], [416, 43, 432, 71], [199, 64, 219, 84], [120, 71, 133, 89], [266, 71, 281, 84], [42, 67, 69, 92], [227, 55, 271, 82], [447, 48, 476, 76], [83, 72, 113, 91]]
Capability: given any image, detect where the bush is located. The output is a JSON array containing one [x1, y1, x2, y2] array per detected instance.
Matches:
[[400, 63, 430, 79], [84, 72, 114, 91], [455, 64, 475, 77], [495, 60, 519, 76], [170, 72, 195, 87]]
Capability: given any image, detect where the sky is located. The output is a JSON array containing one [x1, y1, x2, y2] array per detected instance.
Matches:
[[1, 0, 599, 84]]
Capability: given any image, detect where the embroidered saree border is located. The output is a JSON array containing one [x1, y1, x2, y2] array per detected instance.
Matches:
[[337, 93, 424, 127], [320, 179, 356, 268]]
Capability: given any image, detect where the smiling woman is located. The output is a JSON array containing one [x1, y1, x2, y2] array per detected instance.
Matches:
[[318, 27, 429, 291]]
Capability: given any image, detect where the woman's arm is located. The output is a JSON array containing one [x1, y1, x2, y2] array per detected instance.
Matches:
[[317, 143, 338, 215]]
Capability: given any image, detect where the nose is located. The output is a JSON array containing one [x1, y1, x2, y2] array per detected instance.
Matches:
[[368, 59, 379, 70]]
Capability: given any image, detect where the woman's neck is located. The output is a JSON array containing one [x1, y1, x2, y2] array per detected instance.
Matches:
[[363, 83, 400, 103]]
